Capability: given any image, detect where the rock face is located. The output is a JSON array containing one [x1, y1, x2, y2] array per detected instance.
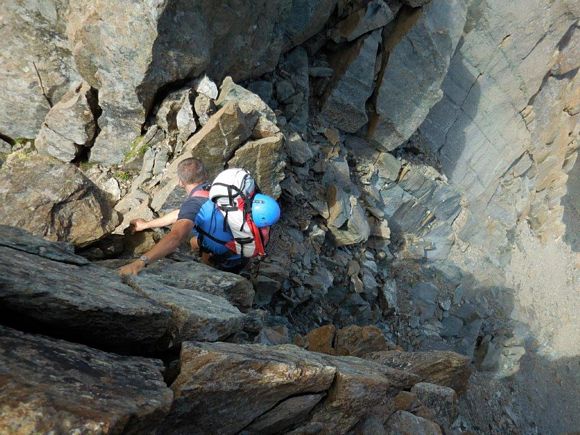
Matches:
[[369, 0, 467, 150], [0, 155, 119, 246], [419, 0, 579, 253], [0, 1, 81, 139], [0, 326, 173, 434]]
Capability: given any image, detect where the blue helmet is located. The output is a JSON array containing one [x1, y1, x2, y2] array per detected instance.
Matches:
[[252, 194, 281, 228]]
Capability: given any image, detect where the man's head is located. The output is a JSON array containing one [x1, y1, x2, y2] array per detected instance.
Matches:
[[177, 158, 207, 186]]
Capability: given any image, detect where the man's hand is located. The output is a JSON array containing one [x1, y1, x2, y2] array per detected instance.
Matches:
[[118, 260, 145, 276], [130, 218, 149, 232]]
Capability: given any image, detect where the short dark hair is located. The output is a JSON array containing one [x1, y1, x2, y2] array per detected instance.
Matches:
[[177, 158, 207, 184]]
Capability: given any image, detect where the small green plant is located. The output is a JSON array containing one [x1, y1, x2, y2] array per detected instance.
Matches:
[[114, 170, 133, 181], [124, 135, 149, 162]]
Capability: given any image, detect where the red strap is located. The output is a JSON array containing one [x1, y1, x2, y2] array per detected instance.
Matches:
[[191, 189, 210, 198], [246, 213, 266, 257]]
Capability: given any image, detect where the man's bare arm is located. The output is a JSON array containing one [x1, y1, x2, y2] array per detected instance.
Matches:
[[131, 209, 180, 231], [119, 219, 193, 276]]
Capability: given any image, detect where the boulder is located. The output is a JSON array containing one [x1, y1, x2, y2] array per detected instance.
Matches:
[[286, 131, 314, 165], [141, 259, 255, 310], [35, 82, 98, 162], [163, 342, 337, 434], [365, 350, 472, 394], [0, 155, 119, 246], [369, 0, 467, 150], [0, 326, 172, 434], [228, 134, 286, 198], [321, 30, 381, 133], [216, 76, 277, 126], [0, 1, 81, 139], [384, 411, 442, 435], [165, 341, 420, 434], [327, 186, 371, 246]]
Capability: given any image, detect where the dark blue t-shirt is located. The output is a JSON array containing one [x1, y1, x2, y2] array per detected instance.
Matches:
[[177, 183, 210, 224]]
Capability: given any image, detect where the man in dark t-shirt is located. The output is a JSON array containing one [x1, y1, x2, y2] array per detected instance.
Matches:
[[119, 158, 209, 276]]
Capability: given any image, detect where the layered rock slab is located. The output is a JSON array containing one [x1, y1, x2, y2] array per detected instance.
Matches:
[[164, 342, 421, 434], [0, 155, 119, 246], [0, 326, 172, 434]]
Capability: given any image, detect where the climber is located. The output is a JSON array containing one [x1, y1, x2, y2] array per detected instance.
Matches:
[[194, 192, 281, 274], [118, 157, 210, 276]]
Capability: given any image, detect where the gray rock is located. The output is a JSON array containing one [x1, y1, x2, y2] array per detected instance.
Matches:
[[411, 382, 458, 429], [194, 94, 216, 127], [327, 186, 371, 246], [36, 82, 97, 162], [376, 152, 402, 181], [217, 77, 276, 126], [281, 0, 338, 49], [127, 275, 246, 345], [0, 155, 119, 246], [369, 0, 467, 150], [194, 75, 219, 99], [0, 138, 11, 154], [155, 88, 196, 145], [0, 0, 81, 139], [385, 411, 442, 435], [321, 30, 381, 133], [276, 80, 296, 103], [141, 259, 255, 310], [441, 316, 463, 338], [286, 131, 314, 164], [253, 275, 282, 307], [0, 326, 173, 434], [330, 0, 395, 42], [228, 134, 285, 198], [0, 244, 171, 351]]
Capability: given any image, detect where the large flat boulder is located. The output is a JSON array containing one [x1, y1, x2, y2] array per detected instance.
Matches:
[[127, 275, 246, 346], [0, 244, 172, 351], [0, 155, 119, 247], [0, 326, 173, 434]]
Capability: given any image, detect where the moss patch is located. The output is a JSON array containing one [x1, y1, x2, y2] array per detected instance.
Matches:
[[124, 135, 149, 163]]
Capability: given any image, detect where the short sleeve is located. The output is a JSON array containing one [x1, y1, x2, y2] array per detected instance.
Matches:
[[177, 197, 208, 222]]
